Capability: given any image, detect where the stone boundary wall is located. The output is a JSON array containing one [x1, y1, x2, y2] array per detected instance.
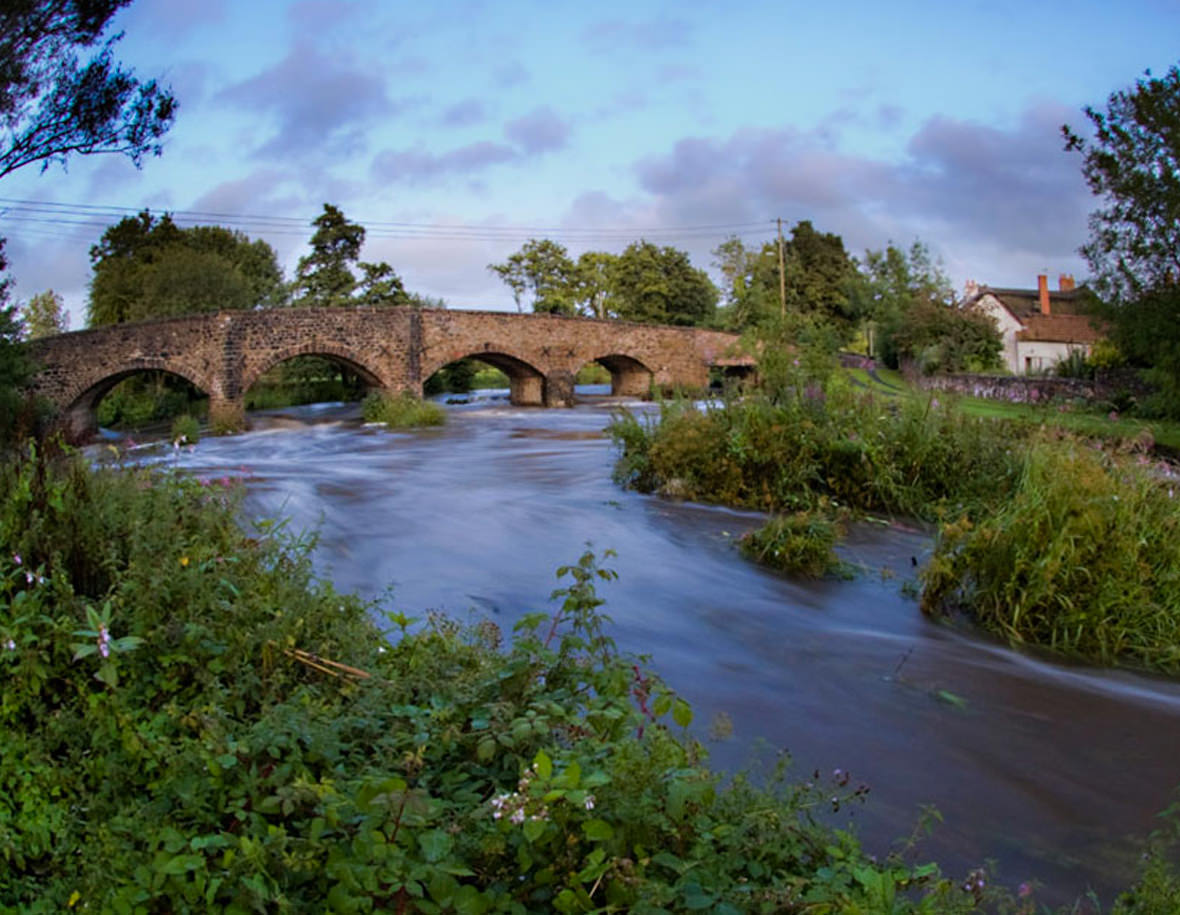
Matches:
[[904, 364, 1154, 405]]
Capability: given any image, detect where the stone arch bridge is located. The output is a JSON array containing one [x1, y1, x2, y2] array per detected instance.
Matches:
[[27, 307, 751, 441]]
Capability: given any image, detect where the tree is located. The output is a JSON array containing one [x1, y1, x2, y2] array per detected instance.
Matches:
[[291, 204, 408, 308], [1065, 64, 1180, 416], [849, 240, 954, 365], [0, 241, 34, 441], [21, 288, 67, 337], [488, 239, 579, 315], [0, 0, 176, 180], [890, 297, 1002, 375], [571, 250, 617, 319], [88, 211, 285, 325], [1064, 65, 1180, 302], [610, 240, 717, 326], [712, 222, 858, 334]]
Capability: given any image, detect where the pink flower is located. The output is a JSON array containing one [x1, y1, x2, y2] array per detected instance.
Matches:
[[12, 553, 20, 566]]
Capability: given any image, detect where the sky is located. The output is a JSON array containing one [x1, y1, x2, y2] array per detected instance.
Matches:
[[2, 0, 1179, 328]]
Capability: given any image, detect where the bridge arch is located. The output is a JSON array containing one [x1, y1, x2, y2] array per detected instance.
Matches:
[[422, 349, 547, 406], [582, 353, 654, 397], [242, 345, 390, 397], [61, 360, 211, 442]]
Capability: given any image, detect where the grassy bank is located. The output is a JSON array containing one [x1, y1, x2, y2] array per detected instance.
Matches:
[[609, 353, 1180, 675]]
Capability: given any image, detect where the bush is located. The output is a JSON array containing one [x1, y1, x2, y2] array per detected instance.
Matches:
[[0, 452, 1001, 911], [362, 391, 446, 427], [170, 413, 200, 445], [739, 510, 850, 577]]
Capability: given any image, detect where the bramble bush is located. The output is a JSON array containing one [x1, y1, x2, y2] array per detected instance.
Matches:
[[1, 447, 1019, 913]]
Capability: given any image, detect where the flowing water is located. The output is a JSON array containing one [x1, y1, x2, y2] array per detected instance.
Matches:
[[128, 391, 1180, 904]]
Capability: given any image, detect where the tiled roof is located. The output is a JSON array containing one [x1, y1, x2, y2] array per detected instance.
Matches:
[[1016, 313, 1106, 344], [981, 287, 1087, 318]]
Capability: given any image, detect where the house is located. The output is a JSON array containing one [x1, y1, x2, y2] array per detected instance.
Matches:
[[963, 274, 1105, 374]]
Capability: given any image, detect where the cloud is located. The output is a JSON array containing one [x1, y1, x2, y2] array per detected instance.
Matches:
[[492, 62, 530, 88], [371, 142, 518, 184], [118, 0, 228, 41], [583, 16, 693, 53], [570, 101, 1091, 288], [217, 45, 399, 159], [439, 99, 488, 128], [504, 106, 570, 155]]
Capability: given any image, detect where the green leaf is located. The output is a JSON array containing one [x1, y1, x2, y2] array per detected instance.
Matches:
[[672, 697, 694, 728], [581, 818, 613, 841], [522, 818, 547, 843], [418, 829, 452, 863], [533, 749, 553, 779]]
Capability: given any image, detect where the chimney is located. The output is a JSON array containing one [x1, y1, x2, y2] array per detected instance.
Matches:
[[1058, 273, 1075, 292], [1037, 274, 1050, 315]]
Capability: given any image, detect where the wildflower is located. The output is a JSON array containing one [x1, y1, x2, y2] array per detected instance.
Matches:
[[4, 638, 15, 651], [25, 571, 34, 584], [930, 398, 940, 409], [510, 808, 525, 825], [583, 794, 596, 811], [12, 553, 20, 566], [1017, 882, 1032, 899], [179, 556, 190, 567], [97, 624, 111, 659]]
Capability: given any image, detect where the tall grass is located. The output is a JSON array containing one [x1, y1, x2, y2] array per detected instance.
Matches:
[[922, 441, 1180, 671], [361, 390, 445, 427], [610, 379, 1025, 522]]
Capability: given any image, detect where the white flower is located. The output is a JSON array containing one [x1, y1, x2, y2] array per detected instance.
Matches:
[[510, 808, 525, 825], [4, 639, 15, 651], [583, 795, 596, 811]]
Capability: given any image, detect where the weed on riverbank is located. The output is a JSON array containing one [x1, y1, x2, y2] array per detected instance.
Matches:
[[362, 390, 446, 427]]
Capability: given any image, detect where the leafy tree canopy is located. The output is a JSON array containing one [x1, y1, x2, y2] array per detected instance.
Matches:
[[487, 238, 580, 315], [610, 240, 717, 326], [88, 210, 286, 326], [0, 0, 175, 180], [0, 241, 33, 441], [1065, 63, 1180, 416], [713, 221, 859, 334], [849, 240, 954, 365], [890, 297, 1002, 375], [291, 204, 409, 308], [1064, 64, 1180, 303], [21, 287, 67, 337]]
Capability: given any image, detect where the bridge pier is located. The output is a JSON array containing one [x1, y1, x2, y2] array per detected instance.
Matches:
[[543, 370, 575, 408], [209, 397, 246, 434]]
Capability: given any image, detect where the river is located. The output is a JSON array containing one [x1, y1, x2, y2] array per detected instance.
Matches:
[[127, 390, 1180, 905]]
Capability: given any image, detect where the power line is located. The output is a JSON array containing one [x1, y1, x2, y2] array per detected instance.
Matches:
[[0, 196, 775, 245]]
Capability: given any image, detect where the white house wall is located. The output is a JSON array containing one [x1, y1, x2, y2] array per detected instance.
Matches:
[[1015, 340, 1091, 375], [975, 294, 1025, 373]]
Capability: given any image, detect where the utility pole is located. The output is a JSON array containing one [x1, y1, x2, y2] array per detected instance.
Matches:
[[777, 217, 786, 319]]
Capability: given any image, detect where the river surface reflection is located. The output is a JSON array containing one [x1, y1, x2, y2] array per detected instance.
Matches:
[[134, 392, 1180, 904]]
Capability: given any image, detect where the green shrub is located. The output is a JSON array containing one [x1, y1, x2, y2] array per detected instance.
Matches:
[[739, 510, 850, 577], [1, 452, 1003, 912], [362, 390, 446, 427], [170, 413, 200, 445]]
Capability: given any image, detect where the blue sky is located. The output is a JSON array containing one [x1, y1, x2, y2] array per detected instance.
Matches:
[[3, 0, 1179, 326]]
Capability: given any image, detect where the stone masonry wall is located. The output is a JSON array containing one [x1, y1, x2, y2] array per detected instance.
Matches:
[[27, 307, 750, 440]]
